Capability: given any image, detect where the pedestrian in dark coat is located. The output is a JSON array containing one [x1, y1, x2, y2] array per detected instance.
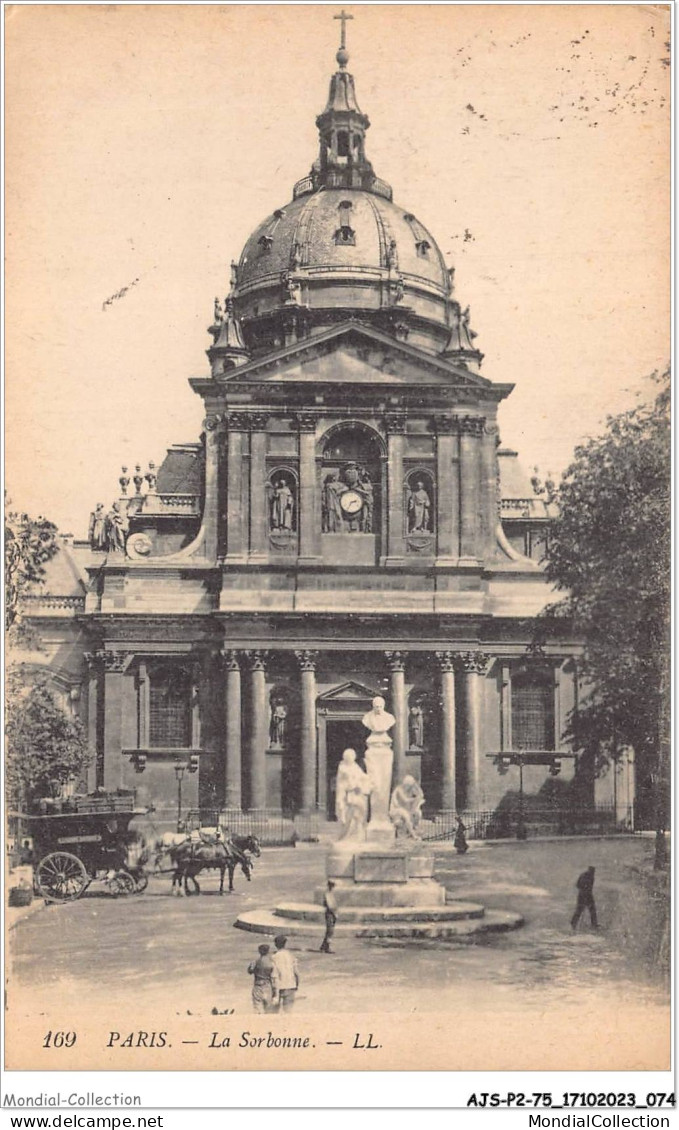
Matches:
[[320, 880, 337, 953], [571, 865, 598, 930], [454, 817, 469, 854]]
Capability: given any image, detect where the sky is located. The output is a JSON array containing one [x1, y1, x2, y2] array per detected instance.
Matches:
[[5, 3, 670, 536]]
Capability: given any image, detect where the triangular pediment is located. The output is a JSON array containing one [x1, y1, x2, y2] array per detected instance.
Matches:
[[317, 680, 381, 703], [214, 321, 503, 393]]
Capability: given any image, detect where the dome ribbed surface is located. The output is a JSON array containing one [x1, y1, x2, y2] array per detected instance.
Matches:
[[237, 189, 449, 297]]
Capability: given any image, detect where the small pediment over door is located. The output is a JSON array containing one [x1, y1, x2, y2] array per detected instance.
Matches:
[[317, 680, 381, 712]]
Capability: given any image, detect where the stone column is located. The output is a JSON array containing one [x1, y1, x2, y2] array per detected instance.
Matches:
[[84, 651, 103, 790], [225, 412, 248, 560], [202, 413, 223, 561], [101, 650, 129, 791], [458, 415, 485, 564], [295, 414, 319, 563], [434, 414, 457, 561], [385, 412, 406, 564], [222, 650, 242, 809], [248, 413, 269, 560], [385, 651, 407, 784], [459, 652, 490, 811], [295, 650, 319, 812], [244, 650, 268, 809], [436, 651, 457, 811]]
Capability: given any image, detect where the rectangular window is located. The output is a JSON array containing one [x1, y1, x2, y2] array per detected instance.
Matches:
[[149, 667, 191, 748], [511, 675, 555, 751]]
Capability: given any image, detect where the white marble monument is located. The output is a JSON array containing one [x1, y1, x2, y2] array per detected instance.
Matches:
[[361, 695, 396, 841]]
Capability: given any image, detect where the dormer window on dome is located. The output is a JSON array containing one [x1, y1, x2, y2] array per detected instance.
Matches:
[[334, 200, 356, 246], [258, 235, 273, 255], [404, 213, 433, 258]]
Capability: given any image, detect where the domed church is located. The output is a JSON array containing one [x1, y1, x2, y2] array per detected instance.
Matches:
[[24, 21, 619, 832]]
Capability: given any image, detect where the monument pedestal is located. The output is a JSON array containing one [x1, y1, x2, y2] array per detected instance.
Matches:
[[234, 692, 522, 940], [235, 838, 524, 939]]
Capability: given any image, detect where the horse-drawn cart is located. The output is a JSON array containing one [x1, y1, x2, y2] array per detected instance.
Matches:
[[27, 793, 149, 902]]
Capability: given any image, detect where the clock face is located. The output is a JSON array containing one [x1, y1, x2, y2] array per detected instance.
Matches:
[[340, 489, 364, 515]]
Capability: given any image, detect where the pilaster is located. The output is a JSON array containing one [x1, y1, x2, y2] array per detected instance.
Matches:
[[385, 412, 406, 564], [434, 413, 457, 563], [225, 412, 248, 561], [458, 414, 485, 564], [296, 414, 320, 563], [248, 413, 269, 561]]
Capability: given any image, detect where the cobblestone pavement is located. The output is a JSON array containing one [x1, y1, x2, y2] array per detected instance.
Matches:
[[7, 837, 668, 1022]]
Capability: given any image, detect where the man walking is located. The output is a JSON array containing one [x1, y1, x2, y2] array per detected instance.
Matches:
[[247, 943, 276, 1013], [271, 935, 300, 1011], [571, 865, 598, 930], [320, 880, 337, 953]]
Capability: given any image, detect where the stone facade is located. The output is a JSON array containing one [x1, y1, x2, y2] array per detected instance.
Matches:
[[19, 30, 627, 827]]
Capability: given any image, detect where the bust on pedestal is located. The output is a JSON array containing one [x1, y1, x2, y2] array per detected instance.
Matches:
[[362, 695, 396, 842]]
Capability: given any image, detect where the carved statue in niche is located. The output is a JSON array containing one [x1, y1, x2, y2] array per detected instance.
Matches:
[[269, 698, 288, 749], [408, 701, 425, 749], [407, 479, 432, 533], [269, 476, 295, 532]]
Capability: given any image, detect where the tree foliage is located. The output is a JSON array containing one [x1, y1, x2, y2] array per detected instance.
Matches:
[[5, 502, 59, 632], [6, 670, 92, 810], [540, 371, 670, 834]]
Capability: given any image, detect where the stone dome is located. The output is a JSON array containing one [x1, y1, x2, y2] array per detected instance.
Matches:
[[234, 186, 453, 355], [216, 39, 480, 365]]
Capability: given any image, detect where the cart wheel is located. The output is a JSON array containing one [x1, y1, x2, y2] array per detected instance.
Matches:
[[108, 871, 136, 898], [133, 871, 149, 894], [36, 852, 89, 902]]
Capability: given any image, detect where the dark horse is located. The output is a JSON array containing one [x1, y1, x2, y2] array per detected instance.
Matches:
[[170, 834, 261, 896]]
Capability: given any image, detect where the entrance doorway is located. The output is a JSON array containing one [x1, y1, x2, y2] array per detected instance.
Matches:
[[326, 719, 367, 818]]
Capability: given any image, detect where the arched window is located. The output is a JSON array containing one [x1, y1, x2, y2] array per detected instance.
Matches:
[[511, 669, 555, 751], [149, 665, 191, 748]]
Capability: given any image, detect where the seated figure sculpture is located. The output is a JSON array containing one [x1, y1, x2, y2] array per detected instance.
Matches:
[[389, 775, 425, 840], [335, 748, 371, 841]]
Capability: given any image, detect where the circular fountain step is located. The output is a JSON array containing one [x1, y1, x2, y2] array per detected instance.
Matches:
[[273, 901, 485, 924], [234, 904, 523, 939]]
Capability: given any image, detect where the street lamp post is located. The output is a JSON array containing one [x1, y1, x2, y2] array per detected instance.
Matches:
[[517, 756, 527, 840], [174, 760, 188, 831]]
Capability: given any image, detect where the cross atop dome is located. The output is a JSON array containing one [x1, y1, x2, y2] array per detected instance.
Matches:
[[334, 9, 353, 68], [310, 9, 385, 196]]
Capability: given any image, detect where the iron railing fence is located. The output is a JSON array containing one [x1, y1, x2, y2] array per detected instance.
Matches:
[[185, 808, 321, 845], [422, 803, 635, 842]]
